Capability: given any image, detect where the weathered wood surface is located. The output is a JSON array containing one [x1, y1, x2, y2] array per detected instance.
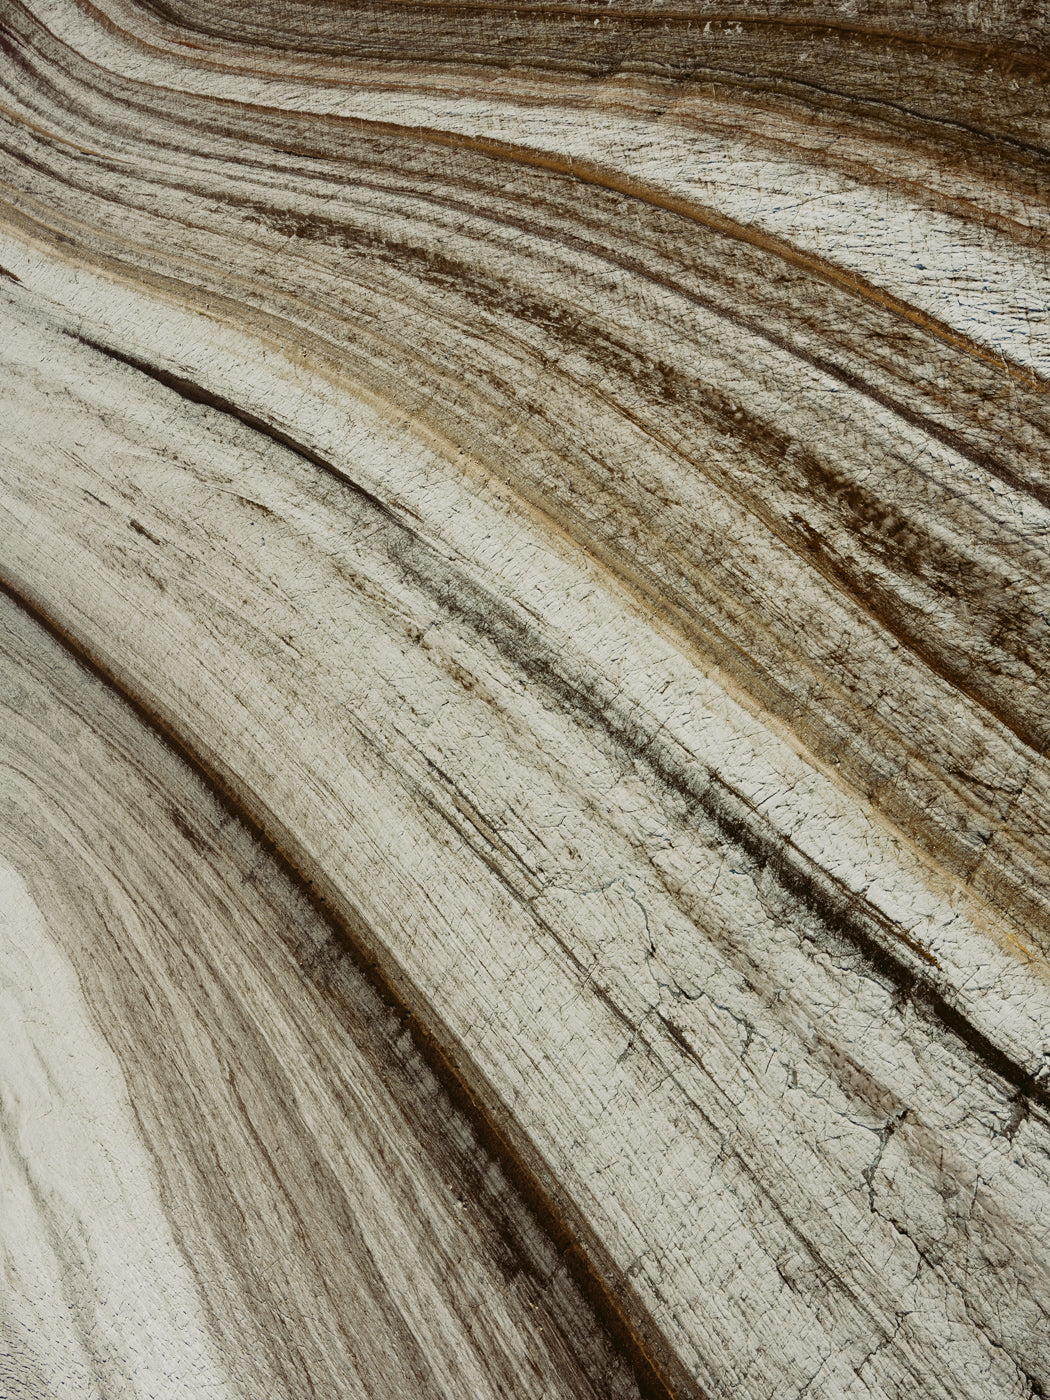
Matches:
[[0, 1, 1048, 1396]]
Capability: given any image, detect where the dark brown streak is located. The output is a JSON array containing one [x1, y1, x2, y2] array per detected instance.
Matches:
[[381, 491, 1050, 1119], [71, 333, 413, 528], [10, 101, 1041, 559], [389, 129, 1044, 392]]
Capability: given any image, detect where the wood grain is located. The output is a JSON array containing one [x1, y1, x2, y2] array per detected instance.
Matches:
[[0, 591, 650, 1400], [0, 1, 1048, 1396]]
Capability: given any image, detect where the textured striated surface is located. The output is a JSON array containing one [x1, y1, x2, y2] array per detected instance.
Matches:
[[0, 2, 1048, 1397], [0, 594, 645, 1400]]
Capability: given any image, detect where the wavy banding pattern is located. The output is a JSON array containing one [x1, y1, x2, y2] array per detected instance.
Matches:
[[0, 2, 1048, 1398]]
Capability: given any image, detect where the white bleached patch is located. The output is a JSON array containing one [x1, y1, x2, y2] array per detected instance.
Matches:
[[0, 858, 235, 1400]]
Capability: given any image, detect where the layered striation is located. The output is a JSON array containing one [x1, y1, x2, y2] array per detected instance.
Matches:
[[0, 2, 1048, 1397]]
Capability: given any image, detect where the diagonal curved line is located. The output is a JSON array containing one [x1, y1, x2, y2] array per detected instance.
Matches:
[[5, 326, 1048, 1120], [4, 6, 1045, 389], [3, 185, 1046, 770], [113, 0, 1050, 72], [0, 566, 701, 1400], [3, 86, 1040, 507], [344, 122, 1047, 391], [70, 0, 1050, 171], [11, 79, 1042, 392]]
